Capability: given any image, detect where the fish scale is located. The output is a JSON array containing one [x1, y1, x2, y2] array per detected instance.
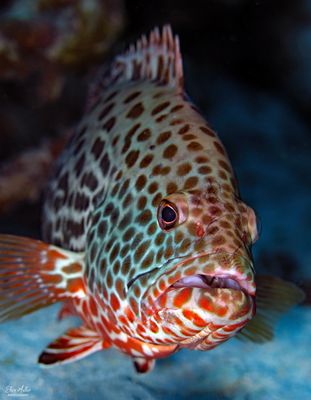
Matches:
[[0, 25, 304, 374]]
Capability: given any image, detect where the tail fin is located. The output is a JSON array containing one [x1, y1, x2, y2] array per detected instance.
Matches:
[[0, 234, 85, 322], [87, 25, 183, 111]]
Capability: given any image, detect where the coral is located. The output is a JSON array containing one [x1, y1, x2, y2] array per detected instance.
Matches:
[[0, 0, 125, 102]]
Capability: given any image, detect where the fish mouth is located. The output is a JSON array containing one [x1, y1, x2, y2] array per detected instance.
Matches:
[[172, 274, 244, 292]]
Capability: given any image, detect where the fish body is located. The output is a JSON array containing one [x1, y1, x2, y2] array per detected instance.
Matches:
[[0, 26, 303, 373]]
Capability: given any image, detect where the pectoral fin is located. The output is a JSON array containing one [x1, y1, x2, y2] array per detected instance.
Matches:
[[237, 275, 305, 342], [0, 234, 86, 322], [39, 325, 110, 366]]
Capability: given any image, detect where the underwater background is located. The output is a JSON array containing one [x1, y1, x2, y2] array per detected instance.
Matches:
[[0, 0, 310, 399]]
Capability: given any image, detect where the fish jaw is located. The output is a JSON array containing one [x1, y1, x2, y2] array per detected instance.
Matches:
[[140, 251, 256, 313], [126, 251, 255, 347], [155, 286, 254, 350]]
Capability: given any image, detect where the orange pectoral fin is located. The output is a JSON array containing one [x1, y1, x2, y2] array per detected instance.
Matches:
[[38, 325, 110, 366], [0, 234, 86, 322]]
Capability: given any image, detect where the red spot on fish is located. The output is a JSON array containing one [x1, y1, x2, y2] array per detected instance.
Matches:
[[173, 288, 191, 308], [89, 297, 98, 317], [196, 223, 205, 238], [182, 309, 207, 327], [198, 297, 215, 313], [149, 320, 159, 333], [110, 293, 120, 311]]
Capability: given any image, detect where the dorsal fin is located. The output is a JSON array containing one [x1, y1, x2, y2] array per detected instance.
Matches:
[[86, 25, 183, 111]]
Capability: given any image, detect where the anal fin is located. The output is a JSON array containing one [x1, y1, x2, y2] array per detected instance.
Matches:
[[0, 234, 86, 322], [39, 325, 109, 366]]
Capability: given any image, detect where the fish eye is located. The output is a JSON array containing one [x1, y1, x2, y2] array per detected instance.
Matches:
[[157, 201, 178, 230]]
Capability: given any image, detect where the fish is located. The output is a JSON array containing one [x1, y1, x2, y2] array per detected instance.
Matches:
[[0, 25, 304, 374]]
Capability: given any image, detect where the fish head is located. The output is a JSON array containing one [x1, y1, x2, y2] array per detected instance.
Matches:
[[125, 186, 258, 348]]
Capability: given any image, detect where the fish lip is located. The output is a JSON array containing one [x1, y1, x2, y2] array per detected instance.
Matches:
[[171, 274, 245, 293], [163, 251, 256, 296]]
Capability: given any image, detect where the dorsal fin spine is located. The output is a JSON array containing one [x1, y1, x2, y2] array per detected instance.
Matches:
[[86, 25, 183, 111]]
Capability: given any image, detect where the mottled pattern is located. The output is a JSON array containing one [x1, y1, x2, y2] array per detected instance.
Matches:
[[41, 26, 258, 371]]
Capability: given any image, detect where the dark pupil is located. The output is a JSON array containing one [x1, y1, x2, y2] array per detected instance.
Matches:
[[161, 206, 176, 223]]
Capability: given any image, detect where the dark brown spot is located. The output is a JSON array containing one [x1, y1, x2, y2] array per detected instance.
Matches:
[[136, 210, 152, 225], [170, 119, 184, 126], [141, 251, 154, 270], [123, 193, 133, 208], [111, 207, 120, 225], [124, 91, 141, 103], [91, 138, 105, 159], [218, 160, 231, 172], [155, 114, 168, 123], [74, 154, 85, 176], [121, 256, 131, 275], [151, 101, 170, 115], [127, 123, 141, 138], [123, 227, 135, 243], [152, 192, 162, 207], [110, 243, 120, 264], [100, 154, 110, 174], [126, 150, 140, 168], [137, 128, 151, 142], [106, 270, 113, 288], [163, 144, 178, 159], [177, 163, 192, 176], [214, 141, 226, 156], [218, 170, 227, 180], [153, 91, 165, 98], [118, 211, 133, 230], [178, 124, 190, 135], [167, 182, 178, 194], [126, 102, 144, 119], [53, 196, 64, 212], [155, 232, 165, 246], [148, 182, 158, 194], [104, 90, 118, 103], [98, 220, 107, 236], [195, 156, 209, 164], [198, 166, 212, 174], [187, 141, 203, 151], [112, 135, 119, 147], [183, 134, 197, 141], [98, 103, 114, 120], [147, 222, 157, 235], [184, 176, 199, 190], [212, 235, 226, 246], [103, 202, 114, 216], [73, 138, 85, 156], [135, 175, 147, 191], [119, 179, 130, 199], [113, 259, 121, 275], [102, 116, 116, 132], [74, 192, 90, 211], [58, 172, 69, 191], [139, 154, 154, 168], [200, 126, 216, 137], [156, 131, 171, 145], [137, 196, 147, 210], [171, 104, 184, 112]]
